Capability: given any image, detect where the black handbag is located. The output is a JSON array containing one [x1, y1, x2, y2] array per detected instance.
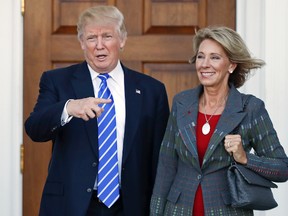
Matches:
[[227, 161, 278, 210], [227, 95, 278, 210]]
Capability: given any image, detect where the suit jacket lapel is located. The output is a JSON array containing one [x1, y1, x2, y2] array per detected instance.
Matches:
[[122, 66, 142, 164], [176, 86, 202, 168], [176, 85, 248, 170], [202, 86, 247, 169], [70, 62, 99, 157]]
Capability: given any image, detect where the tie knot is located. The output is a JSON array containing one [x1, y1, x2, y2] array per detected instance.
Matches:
[[98, 73, 110, 82]]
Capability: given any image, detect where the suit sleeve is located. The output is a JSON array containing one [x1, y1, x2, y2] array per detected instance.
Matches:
[[151, 83, 170, 181], [244, 97, 288, 182], [150, 98, 178, 215], [25, 72, 66, 142]]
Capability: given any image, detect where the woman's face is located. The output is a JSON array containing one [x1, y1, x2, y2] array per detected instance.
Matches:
[[195, 39, 236, 89]]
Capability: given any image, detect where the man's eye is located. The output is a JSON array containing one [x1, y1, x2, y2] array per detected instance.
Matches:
[[104, 35, 112, 39], [87, 37, 96, 41]]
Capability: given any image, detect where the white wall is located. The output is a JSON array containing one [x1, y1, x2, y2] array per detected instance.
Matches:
[[264, 1, 288, 215], [0, 0, 23, 216], [0, 0, 287, 215], [237, 1, 288, 216]]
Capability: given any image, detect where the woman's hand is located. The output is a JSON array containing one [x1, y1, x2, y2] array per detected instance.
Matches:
[[224, 134, 248, 165]]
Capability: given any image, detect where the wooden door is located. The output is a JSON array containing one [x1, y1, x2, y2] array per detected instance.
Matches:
[[23, 0, 235, 215]]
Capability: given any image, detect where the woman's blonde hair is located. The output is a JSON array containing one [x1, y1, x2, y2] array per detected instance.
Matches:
[[190, 26, 265, 88]]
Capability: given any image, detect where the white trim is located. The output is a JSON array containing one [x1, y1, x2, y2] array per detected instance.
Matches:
[[0, 0, 23, 215], [237, 0, 266, 100], [237, 1, 288, 215]]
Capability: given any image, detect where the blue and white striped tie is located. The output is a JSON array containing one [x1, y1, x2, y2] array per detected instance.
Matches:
[[97, 74, 120, 208]]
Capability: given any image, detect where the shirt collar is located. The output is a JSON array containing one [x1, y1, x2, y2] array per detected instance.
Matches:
[[87, 61, 123, 85]]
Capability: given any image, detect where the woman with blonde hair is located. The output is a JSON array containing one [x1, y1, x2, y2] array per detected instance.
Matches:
[[150, 26, 288, 216]]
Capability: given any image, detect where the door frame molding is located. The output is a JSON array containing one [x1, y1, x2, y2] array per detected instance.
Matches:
[[0, 0, 23, 216]]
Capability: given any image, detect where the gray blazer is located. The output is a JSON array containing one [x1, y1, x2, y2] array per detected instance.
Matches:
[[150, 85, 288, 216]]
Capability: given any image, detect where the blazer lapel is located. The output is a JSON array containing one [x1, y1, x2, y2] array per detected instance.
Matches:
[[176, 86, 202, 167], [202, 86, 247, 169], [70, 62, 99, 157]]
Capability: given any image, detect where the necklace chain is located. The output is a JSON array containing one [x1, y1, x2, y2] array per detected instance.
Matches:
[[201, 94, 228, 135], [202, 99, 221, 124], [202, 95, 228, 123]]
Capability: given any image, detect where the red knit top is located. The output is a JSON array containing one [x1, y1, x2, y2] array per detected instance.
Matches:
[[192, 112, 221, 216]]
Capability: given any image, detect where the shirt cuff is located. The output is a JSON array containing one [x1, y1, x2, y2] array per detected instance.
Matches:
[[61, 99, 73, 126]]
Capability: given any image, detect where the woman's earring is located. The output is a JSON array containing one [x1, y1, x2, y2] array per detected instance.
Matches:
[[229, 70, 233, 74]]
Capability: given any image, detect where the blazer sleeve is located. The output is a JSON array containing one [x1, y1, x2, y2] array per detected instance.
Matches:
[[151, 83, 170, 181], [150, 98, 178, 215], [244, 97, 288, 182]]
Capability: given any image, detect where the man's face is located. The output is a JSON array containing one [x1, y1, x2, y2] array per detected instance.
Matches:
[[80, 23, 126, 73]]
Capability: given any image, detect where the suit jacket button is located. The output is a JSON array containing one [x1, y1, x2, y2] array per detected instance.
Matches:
[[51, 126, 57, 132], [197, 174, 202, 180], [92, 162, 97, 167], [87, 188, 92, 193]]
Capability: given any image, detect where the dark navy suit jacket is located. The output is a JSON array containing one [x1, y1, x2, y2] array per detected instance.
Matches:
[[25, 61, 170, 216]]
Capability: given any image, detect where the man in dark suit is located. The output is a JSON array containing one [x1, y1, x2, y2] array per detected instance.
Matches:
[[25, 5, 169, 216]]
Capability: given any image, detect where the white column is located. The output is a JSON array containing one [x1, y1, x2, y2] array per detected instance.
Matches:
[[237, 0, 266, 99], [264, 0, 288, 215], [237, 0, 288, 215], [0, 0, 23, 216]]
